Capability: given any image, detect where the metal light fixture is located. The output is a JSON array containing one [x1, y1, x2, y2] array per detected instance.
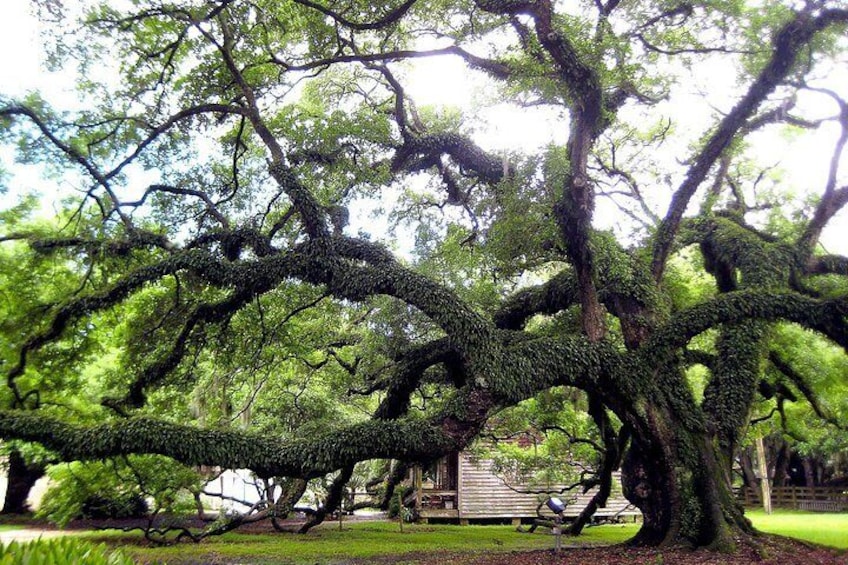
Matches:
[[546, 497, 566, 514], [546, 497, 566, 552]]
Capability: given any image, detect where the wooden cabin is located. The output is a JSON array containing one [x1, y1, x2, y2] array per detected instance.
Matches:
[[412, 451, 638, 524]]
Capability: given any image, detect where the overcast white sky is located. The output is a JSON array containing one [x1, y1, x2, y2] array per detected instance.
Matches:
[[1, 1, 846, 254]]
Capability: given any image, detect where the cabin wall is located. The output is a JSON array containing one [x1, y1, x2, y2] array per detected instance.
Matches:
[[454, 452, 634, 520]]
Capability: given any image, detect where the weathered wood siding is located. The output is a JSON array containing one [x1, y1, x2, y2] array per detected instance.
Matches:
[[456, 452, 635, 519]]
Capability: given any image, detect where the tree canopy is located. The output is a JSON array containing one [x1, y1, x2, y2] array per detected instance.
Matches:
[[1, 0, 848, 550]]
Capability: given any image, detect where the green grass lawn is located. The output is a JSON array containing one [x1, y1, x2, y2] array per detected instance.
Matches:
[[747, 509, 848, 549], [103, 520, 638, 565], [31, 510, 847, 564]]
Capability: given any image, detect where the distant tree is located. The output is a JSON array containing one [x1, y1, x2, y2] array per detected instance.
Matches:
[[1, 0, 847, 551], [739, 323, 848, 490]]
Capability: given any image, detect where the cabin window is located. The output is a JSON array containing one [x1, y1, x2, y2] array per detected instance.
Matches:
[[422, 452, 458, 491]]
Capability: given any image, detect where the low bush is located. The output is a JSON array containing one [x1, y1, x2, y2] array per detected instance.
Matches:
[[80, 493, 150, 520], [37, 455, 202, 527], [0, 538, 137, 565]]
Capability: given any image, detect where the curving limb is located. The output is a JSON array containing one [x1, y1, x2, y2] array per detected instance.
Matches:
[[768, 351, 846, 431], [651, 8, 848, 280], [293, 0, 418, 31], [646, 290, 848, 354], [494, 269, 579, 330], [391, 133, 505, 184]]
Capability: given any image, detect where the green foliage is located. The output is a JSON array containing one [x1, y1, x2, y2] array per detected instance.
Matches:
[[37, 456, 201, 527], [750, 324, 848, 458], [0, 538, 136, 565], [2, 0, 848, 550], [480, 388, 602, 489]]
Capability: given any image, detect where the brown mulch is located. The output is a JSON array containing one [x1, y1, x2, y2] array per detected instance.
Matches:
[[346, 537, 847, 565]]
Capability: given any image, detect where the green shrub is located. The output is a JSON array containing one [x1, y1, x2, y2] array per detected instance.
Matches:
[[37, 455, 203, 527], [80, 493, 149, 520], [0, 538, 138, 565]]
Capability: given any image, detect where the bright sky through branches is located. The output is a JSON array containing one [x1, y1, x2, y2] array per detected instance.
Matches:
[[1, 1, 846, 253]]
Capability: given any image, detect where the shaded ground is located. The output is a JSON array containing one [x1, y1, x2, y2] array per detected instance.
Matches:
[[444, 539, 846, 565], [2, 516, 844, 564], [152, 539, 846, 565]]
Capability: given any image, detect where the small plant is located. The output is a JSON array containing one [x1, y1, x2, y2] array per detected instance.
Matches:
[[399, 503, 414, 523], [0, 538, 138, 565]]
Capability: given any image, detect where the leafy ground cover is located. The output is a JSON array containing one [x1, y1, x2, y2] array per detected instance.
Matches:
[[0, 538, 135, 565]]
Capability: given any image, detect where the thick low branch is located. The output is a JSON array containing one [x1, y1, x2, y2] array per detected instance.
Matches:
[[0, 412, 455, 479], [0, 335, 618, 478]]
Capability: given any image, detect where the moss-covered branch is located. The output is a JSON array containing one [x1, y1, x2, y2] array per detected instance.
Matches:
[[804, 254, 848, 276], [494, 270, 578, 329], [373, 338, 461, 420], [10, 235, 495, 407], [0, 332, 621, 479], [390, 133, 504, 184], [646, 291, 848, 353], [0, 412, 456, 479]]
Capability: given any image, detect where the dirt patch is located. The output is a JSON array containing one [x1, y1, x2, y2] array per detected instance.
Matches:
[[348, 537, 847, 565]]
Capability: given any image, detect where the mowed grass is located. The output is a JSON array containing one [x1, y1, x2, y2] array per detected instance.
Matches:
[[110, 520, 639, 565], [67, 510, 848, 564], [747, 509, 848, 549]]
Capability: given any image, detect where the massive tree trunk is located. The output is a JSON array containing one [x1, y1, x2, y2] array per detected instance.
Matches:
[[620, 411, 752, 549], [609, 355, 754, 549], [2, 448, 44, 514]]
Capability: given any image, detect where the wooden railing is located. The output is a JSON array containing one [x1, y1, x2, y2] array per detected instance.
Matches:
[[737, 486, 848, 511]]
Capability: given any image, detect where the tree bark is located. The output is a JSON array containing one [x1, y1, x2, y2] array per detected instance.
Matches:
[[566, 397, 627, 536], [620, 400, 752, 549], [2, 448, 45, 514]]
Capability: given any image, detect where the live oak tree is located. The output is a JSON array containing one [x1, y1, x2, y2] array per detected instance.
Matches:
[[1, 0, 848, 550]]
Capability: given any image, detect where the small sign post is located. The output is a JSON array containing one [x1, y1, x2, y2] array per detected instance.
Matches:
[[546, 497, 566, 553]]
